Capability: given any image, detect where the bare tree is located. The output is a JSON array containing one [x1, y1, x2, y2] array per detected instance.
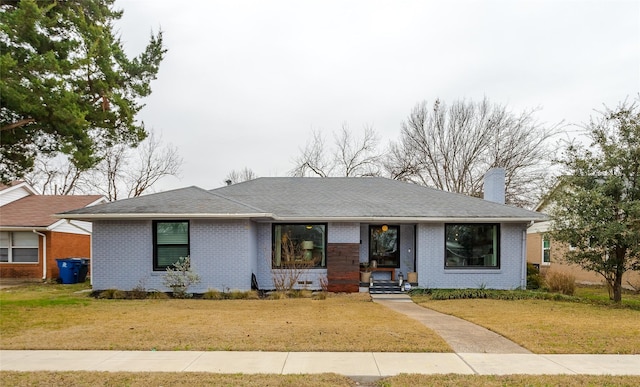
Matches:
[[224, 167, 258, 185], [385, 98, 560, 207], [291, 124, 382, 177], [26, 130, 182, 200], [125, 131, 182, 198], [26, 156, 83, 195]]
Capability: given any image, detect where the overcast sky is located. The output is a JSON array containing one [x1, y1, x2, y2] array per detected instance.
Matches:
[[114, 0, 639, 191]]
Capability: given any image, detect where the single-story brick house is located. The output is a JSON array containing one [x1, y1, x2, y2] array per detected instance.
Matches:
[[0, 181, 105, 280], [527, 196, 640, 287], [58, 174, 545, 292]]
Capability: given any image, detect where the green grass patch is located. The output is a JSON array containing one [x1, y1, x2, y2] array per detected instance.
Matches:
[[411, 286, 640, 309]]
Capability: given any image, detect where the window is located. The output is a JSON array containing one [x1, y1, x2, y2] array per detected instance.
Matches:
[[0, 232, 39, 263], [369, 225, 400, 268], [273, 224, 326, 268], [154, 221, 189, 270], [445, 224, 499, 268], [542, 234, 551, 264]]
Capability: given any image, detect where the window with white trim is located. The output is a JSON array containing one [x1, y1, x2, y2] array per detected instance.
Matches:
[[0, 232, 39, 263], [542, 234, 551, 264]]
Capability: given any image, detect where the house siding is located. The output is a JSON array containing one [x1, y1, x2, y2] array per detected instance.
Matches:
[[92, 220, 152, 290], [417, 223, 527, 289], [0, 231, 91, 280], [92, 219, 253, 292], [190, 219, 253, 292], [90, 220, 532, 292], [527, 229, 640, 286]]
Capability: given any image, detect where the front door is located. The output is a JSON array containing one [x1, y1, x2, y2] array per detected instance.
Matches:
[[369, 225, 399, 268]]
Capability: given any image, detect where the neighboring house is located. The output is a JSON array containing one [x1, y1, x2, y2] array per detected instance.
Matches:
[[0, 181, 105, 280], [526, 196, 640, 287], [59, 173, 546, 293]]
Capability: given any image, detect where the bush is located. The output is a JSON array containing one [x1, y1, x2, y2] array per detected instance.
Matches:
[[96, 289, 127, 299], [162, 256, 201, 298], [526, 263, 543, 290], [545, 271, 576, 295], [203, 289, 225, 300], [312, 291, 328, 300], [147, 291, 169, 299]]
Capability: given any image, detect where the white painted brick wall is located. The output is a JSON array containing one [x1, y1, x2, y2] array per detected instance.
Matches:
[[255, 222, 328, 290], [92, 220, 527, 292], [92, 219, 254, 292], [327, 222, 359, 243], [416, 222, 527, 289]]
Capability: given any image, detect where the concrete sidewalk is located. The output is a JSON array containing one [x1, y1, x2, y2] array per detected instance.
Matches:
[[1, 350, 639, 376], [372, 294, 531, 353]]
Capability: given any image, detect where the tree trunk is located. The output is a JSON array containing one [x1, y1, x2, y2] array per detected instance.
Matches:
[[613, 273, 622, 303]]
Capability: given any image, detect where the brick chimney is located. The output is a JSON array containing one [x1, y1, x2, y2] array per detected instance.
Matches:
[[483, 168, 505, 204]]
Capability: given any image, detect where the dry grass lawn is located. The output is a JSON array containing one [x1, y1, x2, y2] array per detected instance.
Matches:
[[412, 296, 640, 354], [0, 283, 450, 352], [2, 371, 640, 387]]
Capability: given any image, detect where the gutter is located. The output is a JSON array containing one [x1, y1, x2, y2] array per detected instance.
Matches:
[[33, 230, 47, 280], [54, 213, 276, 221], [55, 214, 545, 223]]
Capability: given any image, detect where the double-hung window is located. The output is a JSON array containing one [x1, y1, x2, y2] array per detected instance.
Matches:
[[542, 234, 551, 264], [0, 232, 39, 263], [154, 221, 189, 270], [445, 224, 499, 268]]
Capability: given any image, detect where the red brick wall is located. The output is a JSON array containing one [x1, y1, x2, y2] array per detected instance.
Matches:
[[48, 232, 91, 279], [0, 231, 91, 280], [326, 243, 359, 292]]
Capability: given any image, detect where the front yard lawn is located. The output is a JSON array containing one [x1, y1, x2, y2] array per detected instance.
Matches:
[[0, 283, 449, 352], [411, 286, 640, 354]]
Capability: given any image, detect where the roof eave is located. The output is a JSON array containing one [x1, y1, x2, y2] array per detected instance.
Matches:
[[55, 213, 276, 221], [0, 226, 49, 231], [268, 216, 546, 223]]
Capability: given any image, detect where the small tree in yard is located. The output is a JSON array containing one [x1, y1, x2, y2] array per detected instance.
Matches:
[[550, 98, 640, 303], [162, 256, 201, 298]]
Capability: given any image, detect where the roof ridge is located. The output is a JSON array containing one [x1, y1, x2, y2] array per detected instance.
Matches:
[[205, 189, 268, 213]]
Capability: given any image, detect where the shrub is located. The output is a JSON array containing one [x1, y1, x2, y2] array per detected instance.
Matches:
[[526, 263, 543, 290], [312, 291, 328, 300], [545, 271, 576, 295], [128, 280, 148, 299], [203, 289, 225, 300], [97, 289, 127, 299], [268, 291, 288, 300], [147, 291, 169, 299], [162, 256, 201, 298], [287, 289, 313, 298], [228, 290, 248, 299]]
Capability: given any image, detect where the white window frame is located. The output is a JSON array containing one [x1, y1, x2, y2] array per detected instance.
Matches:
[[542, 234, 551, 265], [0, 231, 40, 264]]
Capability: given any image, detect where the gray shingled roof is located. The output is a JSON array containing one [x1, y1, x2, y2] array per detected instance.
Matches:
[[60, 186, 269, 218], [59, 177, 545, 222]]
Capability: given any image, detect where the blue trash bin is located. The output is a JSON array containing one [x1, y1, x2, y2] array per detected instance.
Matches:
[[57, 258, 80, 284]]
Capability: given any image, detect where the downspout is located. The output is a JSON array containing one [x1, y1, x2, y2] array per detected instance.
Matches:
[[33, 230, 47, 280], [521, 229, 527, 289]]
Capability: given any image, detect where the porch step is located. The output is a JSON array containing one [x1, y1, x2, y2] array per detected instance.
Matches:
[[368, 280, 406, 295]]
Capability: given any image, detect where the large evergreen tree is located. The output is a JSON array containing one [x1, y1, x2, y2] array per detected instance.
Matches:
[[0, 0, 166, 182], [551, 98, 640, 302]]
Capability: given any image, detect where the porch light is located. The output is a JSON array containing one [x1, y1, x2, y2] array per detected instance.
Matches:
[[381, 224, 388, 232], [306, 225, 313, 230]]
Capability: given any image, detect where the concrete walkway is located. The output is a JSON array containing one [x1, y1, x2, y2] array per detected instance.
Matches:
[[1, 350, 639, 376], [371, 293, 530, 353], [1, 293, 639, 376]]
